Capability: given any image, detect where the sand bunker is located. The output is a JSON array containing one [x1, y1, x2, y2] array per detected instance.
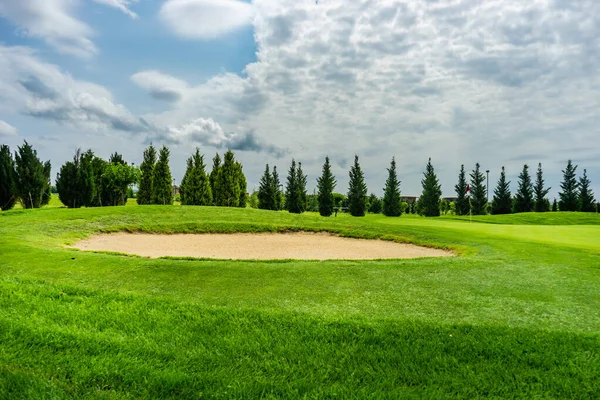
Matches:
[[71, 232, 452, 260]]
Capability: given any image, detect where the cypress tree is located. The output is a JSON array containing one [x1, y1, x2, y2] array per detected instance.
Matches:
[[209, 153, 221, 205], [285, 159, 301, 213], [152, 146, 173, 205], [419, 158, 442, 217], [14, 141, 51, 209], [491, 166, 512, 215], [382, 157, 402, 217], [180, 148, 212, 206], [0, 145, 17, 211], [179, 157, 193, 205], [368, 193, 383, 214], [137, 144, 156, 205], [215, 150, 240, 207], [578, 169, 596, 212], [470, 163, 487, 215], [559, 160, 579, 212], [534, 163, 551, 212], [56, 148, 94, 208], [454, 165, 469, 216], [552, 198, 558, 212], [258, 164, 275, 210], [347, 155, 368, 217], [297, 162, 307, 213], [271, 166, 282, 210], [235, 161, 247, 207], [514, 164, 534, 213], [317, 156, 336, 217]]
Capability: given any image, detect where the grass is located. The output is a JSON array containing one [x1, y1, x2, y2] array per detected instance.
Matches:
[[0, 204, 599, 398]]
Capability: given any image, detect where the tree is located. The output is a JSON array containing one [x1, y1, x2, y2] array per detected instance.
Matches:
[[209, 153, 221, 205], [180, 148, 212, 206], [382, 157, 402, 217], [491, 166, 512, 215], [102, 163, 140, 206], [419, 158, 442, 217], [14, 141, 51, 209], [559, 160, 579, 212], [0, 145, 17, 211], [137, 144, 156, 205], [89, 154, 108, 207], [271, 166, 282, 210], [317, 156, 336, 217], [368, 193, 382, 214], [513, 164, 534, 213], [56, 149, 95, 208], [578, 169, 596, 212], [297, 162, 308, 212], [152, 146, 173, 205], [470, 163, 487, 215], [552, 198, 558, 212], [248, 190, 259, 209], [258, 164, 275, 210], [214, 150, 240, 207], [235, 162, 247, 208], [347, 155, 368, 217], [454, 165, 469, 216], [285, 159, 305, 213], [533, 163, 551, 212]]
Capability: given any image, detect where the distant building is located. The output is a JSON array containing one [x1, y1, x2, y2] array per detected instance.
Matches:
[[173, 185, 180, 196], [401, 196, 418, 203]]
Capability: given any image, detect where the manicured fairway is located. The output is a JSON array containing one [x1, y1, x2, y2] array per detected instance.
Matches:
[[1, 205, 599, 398]]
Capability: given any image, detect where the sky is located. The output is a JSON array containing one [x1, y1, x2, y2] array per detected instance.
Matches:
[[0, 0, 598, 200]]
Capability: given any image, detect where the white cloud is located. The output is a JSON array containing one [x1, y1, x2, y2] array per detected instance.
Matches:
[[0, 0, 97, 58], [160, 0, 254, 39], [0, 120, 17, 137], [131, 70, 190, 102], [93, 0, 139, 19]]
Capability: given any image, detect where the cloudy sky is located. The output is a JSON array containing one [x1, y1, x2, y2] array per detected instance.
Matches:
[[0, 0, 598, 199]]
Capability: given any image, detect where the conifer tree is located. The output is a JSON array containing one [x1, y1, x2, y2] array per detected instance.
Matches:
[[258, 164, 275, 210], [235, 161, 247, 207], [347, 155, 368, 217], [214, 150, 240, 207], [368, 193, 383, 214], [419, 158, 442, 217], [179, 157, 193, 205], [514, 164, 534, 213], [209, 153, 221, 205], [152, 146, 173, 205], [470, 163, 487, 215], [317, 156, 336, 217], [559, 160, 579, 212], [56, 149, 95, 208], [285, 159, 302, 213], [180, 148, 212, 206], [89, 154, 107, 207], [382, 157, 402, 217], [297, 162, 308, 212], [14, 141, 51, 209], [454, 165, 469, 216], [271, 166, 282, 210], [0, 145, 17, 211], [137, 144, 156, 205], [491, 166, 512, 215], [534, 163, 551, 212], [552, 198, 558, 212], [578, 169, 596, 212]]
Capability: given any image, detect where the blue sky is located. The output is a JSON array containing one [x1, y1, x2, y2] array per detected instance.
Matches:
[[0, 0, 598, 201]]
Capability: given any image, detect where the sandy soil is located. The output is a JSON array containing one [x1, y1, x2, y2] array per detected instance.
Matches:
[[70, 232, 453, 260]]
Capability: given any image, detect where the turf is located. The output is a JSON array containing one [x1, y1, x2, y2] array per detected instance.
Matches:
[[0, 203, 599, 398]]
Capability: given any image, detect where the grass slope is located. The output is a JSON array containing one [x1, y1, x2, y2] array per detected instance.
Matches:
[[1, 206, 599, 398]]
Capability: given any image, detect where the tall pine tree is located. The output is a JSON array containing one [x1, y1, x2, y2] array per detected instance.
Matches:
[[559, 160, 579, 212], [14, 141, 51, 209], [491, 166, 512, 215], [235, 161, 247, 208], [180, 148, 212, 206], [347, 155, 368, 217], [137, 144, 156, 205], [419, 158, 442, 217], [514, 164, 534, 213], [209, 153, 221, 205], [285, 159, 302, 213], [552, 198, 558, 212], [534, 163, 551, 212], [382, 157, 402, 217], [578, 169, 596, 212], [271, 166, 282, 210], [454, 165, 469, 216], [470, 163, 487, 215], [0, 145, 17, 211], [317, 156, 336, 217], [297, 162, 307, 213], [152, 146, 173, 205], [258, 164, 275, 210], [214, 150, 240, 207]]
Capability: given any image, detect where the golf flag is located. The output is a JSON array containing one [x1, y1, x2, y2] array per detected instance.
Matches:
[[466, 184, 471, 197]]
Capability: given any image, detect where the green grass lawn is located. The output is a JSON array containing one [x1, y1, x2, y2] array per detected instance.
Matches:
[[0, 205, 599, 398]]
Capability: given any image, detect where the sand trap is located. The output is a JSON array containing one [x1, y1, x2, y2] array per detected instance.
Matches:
[[71, 232, 452, 260]]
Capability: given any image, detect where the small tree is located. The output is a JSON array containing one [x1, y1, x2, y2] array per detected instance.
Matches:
[[347, 155, 368, 217], [552, 198, 558, 211], [180, 148, 212, 206], [297, 162, 308, 212], [214, 150, 240, 207], [0, 145, 17, 211], [14, 141, 51, 209], [258, 164, 275, 210], [534, 163, 551, 212], [578, 169, 596, 212], [368, 193, 382, 214], [235, 161, 247, 208], [137, 144, 156, 205], [454, 165, 469, 216], [271, 166, 282, 211], [152, 146, 173, 205], [470, 163, 487, 215], [559, 160, 579, 212], [248, 191, 259, 208], [513, 164, 534, 213], [317, 156, 336, 217], [491, 166, 512, 215], [382, 157, 402, 217], [102, 163, 140, 206], [285, 159, 303, 213], [56, 149, 95, 208], [419, 158, 442, 217], [209, 153, 221, 206]]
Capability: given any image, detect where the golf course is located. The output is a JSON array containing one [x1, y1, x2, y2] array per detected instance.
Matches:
[[1, 203, 599, 398]]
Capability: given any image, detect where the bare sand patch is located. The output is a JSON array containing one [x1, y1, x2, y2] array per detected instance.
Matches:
[[70, 232, 453, 260]]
